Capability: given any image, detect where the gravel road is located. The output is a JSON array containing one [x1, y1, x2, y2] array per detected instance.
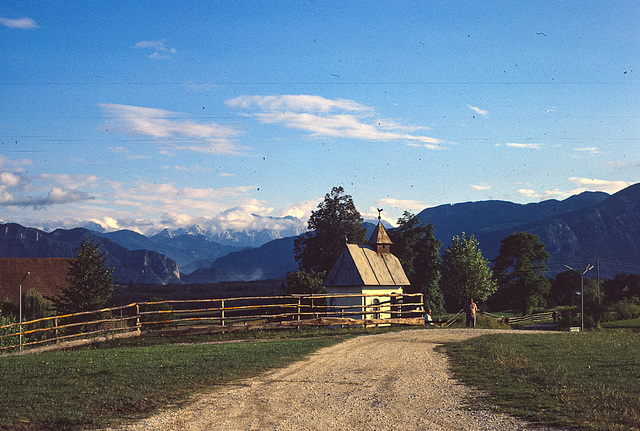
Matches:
[[105, 329, 563, 431]]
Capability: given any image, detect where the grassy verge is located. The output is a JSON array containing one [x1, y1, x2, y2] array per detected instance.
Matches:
[[436, 313, 513, 329], [602, 317, 640, 329], [443, 330, 640, 430], [0, 332, 349, 430]]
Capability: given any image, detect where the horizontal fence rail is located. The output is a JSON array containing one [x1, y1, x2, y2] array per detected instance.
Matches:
[[502, 311, 555, 324], [1, 293, 424, 355]]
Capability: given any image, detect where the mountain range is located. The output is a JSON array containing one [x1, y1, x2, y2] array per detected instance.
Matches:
[[2, 183, 639, 284], [0, 224, 181, 284]]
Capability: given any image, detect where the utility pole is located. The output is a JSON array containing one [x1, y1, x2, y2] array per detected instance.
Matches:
[[564, 264, 593, 331], [19, 271, 30, 351]]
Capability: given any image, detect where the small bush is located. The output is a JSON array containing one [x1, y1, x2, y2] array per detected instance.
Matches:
[[0, 307, 19, 349], [477, 314, 512, 329], [614, 297, 640, 321], [22, 289, 54, 320], [140, 299, 175, 330]]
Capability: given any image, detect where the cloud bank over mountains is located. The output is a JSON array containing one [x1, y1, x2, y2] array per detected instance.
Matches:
[[1, 89, 635, 238]]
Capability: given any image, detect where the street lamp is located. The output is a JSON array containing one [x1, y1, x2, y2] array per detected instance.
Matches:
[[564, 264, 593, 331], [19, 271, 30, 351]]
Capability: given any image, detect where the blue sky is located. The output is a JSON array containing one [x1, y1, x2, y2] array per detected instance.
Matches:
[[1, 1, 638, 236]]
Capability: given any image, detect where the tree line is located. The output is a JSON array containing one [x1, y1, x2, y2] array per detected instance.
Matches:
[[4, 186, 639, 329], [285, 186, 640, 326]]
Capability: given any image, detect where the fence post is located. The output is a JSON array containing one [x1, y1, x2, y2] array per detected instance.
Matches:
[[296, 297, 301, 329], [54, 317, 59, 343], [135, 304, 140, 329], [221, 300, 225, 327]]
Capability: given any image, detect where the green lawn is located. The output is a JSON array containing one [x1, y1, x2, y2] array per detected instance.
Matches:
[[443, 330, 640, 430], [0, 336, 345, 430]]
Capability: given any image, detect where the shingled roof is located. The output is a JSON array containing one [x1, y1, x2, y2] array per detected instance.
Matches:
[[323, 221, 409, 287], [0, 258, 72, 304], [323, 244, 410, 287]]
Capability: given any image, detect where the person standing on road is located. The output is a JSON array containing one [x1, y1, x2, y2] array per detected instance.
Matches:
[[424, 309, 435, 327], [465, 298, 477, 328]]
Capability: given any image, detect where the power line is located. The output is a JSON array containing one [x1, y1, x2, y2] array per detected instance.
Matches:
[[0, 80, 637, 86]]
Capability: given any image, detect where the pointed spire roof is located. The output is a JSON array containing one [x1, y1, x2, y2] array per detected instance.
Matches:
[[368, 221, 392, 247], [368, 209, 392, 253]]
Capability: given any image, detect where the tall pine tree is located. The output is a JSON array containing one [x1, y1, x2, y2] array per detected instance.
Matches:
[[50, 238, 116, 314]]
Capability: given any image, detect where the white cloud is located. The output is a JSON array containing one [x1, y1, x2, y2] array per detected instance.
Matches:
[[0, 17, 38, 29], [133, 40, 176, 59], [89, 216, 121, 231], [516, 188, 538, 197], [0, 172, 21, 187], [515, 188, 571, 200], [376, 119, 431, 132], [227, 95, 370, 113], [362, 207, 397, 226], [376, 198, 425, 210], [574, 147, 602, 154], [1, 172, 307, 236], [39, 173, 99, 189], [98, 103, 245, 155], [161, 211, 195, 228], [568, 177, 633, 194], [468, 105, 489, 118], [0, 187, 92, 208], [226, 94, 443, 148], [109, 182, 257, 217], [46, 187, 90, 204], [505, 142, 544, 150], [0, 171, 97, 208], [0, 155, 32, 169], [406, 143, 445, 150], [515, 177, 634, 201], [470, 183, 491, 191], [279, 199, 321, 220]]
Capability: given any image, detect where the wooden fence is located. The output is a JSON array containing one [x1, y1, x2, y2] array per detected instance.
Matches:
[[501, 311, 555, 324], [0, 292, 424, 354], [441, 310, 556, 327]]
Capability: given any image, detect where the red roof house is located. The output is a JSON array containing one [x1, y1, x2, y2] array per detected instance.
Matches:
[[0, 258, 72, 304]]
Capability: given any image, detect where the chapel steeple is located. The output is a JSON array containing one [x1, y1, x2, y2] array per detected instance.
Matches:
[[367, 208, 392, 253]]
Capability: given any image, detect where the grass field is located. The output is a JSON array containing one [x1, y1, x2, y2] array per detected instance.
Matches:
[[443, 330, 640, 430], [0, 332, 347, 430]]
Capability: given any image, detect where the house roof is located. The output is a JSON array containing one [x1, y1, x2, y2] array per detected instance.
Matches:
[[0, 258, 71, 304], [323, 244, 410, 287]]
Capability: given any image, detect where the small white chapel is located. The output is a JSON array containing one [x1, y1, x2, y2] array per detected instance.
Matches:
[[323, 214, 410, 320]]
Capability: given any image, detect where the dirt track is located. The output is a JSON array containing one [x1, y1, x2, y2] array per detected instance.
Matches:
[[105, 329, 563, 431]]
